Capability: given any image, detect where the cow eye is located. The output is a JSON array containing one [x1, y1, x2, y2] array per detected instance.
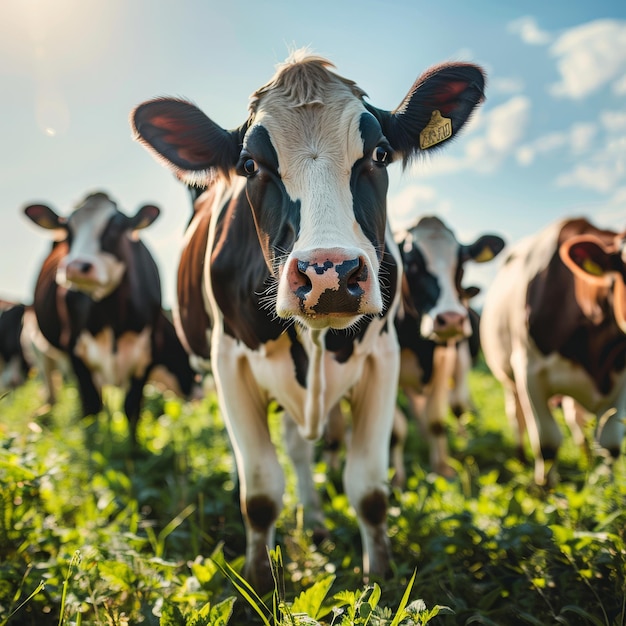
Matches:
[[372, 146, 389, 165], [243, 158, 258, 176]]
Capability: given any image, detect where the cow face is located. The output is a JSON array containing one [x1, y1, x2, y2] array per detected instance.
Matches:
[[560, 231, 626, 333], [24, 192, 160, 301], [131, 51, 485, 330], [401, 216, 505, 342]]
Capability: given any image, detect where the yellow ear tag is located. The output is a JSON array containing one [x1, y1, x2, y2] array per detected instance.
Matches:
[[419, 110, 453, 149], [582, 257, 603, 276], [475, 247, 494, 263]]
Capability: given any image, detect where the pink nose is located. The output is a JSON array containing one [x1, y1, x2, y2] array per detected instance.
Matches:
[[285, 251, 370, 315], [64, 259, 95, 281], [432, 311, 467, 340]]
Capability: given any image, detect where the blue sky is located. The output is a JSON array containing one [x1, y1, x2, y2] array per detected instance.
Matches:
[[1, 0, 625, 308]]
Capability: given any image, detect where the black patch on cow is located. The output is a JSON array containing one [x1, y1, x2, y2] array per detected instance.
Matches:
[[210, 190, 286, 349], [287, 325, 308, 388], [246, 494, 278, 531], [350, 113, 390, 257], [402, 245, 441, 315], [359, 489, 387, 527], [0, 304, 28, 375], [240, 126, 301, 269]]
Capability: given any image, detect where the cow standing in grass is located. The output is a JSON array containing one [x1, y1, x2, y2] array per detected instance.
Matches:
[[25, 191, 172, 445], [392, 216, 505, 480], [481, 217, 626, 485], [131, 49, 486, 592]]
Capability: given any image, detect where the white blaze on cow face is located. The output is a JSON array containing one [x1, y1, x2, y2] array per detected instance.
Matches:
[[407, 219, 471, 341], [57, 195, 126, 301], [251, 92, 386, 330]]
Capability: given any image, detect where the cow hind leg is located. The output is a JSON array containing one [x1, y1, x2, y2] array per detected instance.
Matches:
[[71, 357, 102, 447]]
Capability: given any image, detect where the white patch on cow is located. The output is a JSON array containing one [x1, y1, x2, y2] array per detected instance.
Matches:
[[255, 100, 383, 323], [408, 219, 471, 339], [57, 194, 126, 301], [73, 326, 152, 391]]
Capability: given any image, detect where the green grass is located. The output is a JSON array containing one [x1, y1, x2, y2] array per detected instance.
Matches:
[[1, 364, 625, 625]]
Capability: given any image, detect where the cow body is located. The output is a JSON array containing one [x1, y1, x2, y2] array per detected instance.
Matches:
[[25, 191, 167, 443], [480, 217, 626, 484], [393, 217, 505, 479], [131, 50, 485, 591]]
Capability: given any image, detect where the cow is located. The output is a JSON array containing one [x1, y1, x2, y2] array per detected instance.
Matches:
[[391, 217, 505, 481], [0, 301, 31, 392], [24, 191, 171, 445], [480, 217, 626, 485], [130, 49, 486, 592]]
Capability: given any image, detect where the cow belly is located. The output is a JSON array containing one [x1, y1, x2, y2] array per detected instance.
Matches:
[[74, 327, 152, 390], [529, 350, 626, 416]]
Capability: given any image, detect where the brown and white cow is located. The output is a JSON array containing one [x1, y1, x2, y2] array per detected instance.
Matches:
[[131, 49, 485, 591], [24, 191, 176, 444], [393, 216, 505, 480], [480, 217, 626, 485]]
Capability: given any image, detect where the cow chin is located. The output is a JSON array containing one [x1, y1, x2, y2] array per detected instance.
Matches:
[[291, 310, 366, 331]]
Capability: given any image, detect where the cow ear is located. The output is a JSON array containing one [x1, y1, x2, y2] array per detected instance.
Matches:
[[24, 204, 66, 230], [130, 98, 244, 185], [369, 63, 485, 165], [461, 234, 506, 264], [560, 236, 614, 285], [131, 204, 161, 231]]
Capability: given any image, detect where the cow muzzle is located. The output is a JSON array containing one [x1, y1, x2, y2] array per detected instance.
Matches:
[[277, 248, 381, 329], [57, 255, 125, 301], [423, 310, 470, 343]]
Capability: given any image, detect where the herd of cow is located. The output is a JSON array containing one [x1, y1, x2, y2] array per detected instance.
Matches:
[[2, 50, 625, 593]]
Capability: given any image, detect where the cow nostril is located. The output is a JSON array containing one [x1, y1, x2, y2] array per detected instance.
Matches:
[[80, 262, 92, 273], [296, 260, 312, 297], [346, 257, 367, 296]]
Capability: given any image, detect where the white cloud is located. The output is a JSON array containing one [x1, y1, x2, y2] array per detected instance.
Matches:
[[550, 19, 626, 99], [569, 122, 597, 154], [414, 96, 531, 177], [600, 109, 626, 132], [490, 76, 525, 95], [516, 122, 597, 166], [508, 16, 552, 46], [388, 184, 451, 232], [556, 159, 624, 194]]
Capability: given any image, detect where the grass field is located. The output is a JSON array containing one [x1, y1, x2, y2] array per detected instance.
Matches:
[[1, 361, 625, 625]]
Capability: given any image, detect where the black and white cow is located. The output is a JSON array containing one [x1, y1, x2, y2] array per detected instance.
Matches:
[[393, 216, 505, 480], [480, 217, 626, 485], [131, 49, 485, 591], [24, 191, 171, 444]]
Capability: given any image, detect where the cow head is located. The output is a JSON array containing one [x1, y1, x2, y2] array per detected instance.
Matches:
[[131, 50, 485, 330], [400, 216, 505, 342], [560, 231, 626, 333], [24, 192, 160, 301]]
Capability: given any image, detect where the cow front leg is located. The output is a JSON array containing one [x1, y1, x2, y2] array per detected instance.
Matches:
[[213, 352, 285, 595], [124, 375, 148, 447], [71, 355, 102, 416], [344, 351, 398, 581], [422, 344, 457, 477]]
